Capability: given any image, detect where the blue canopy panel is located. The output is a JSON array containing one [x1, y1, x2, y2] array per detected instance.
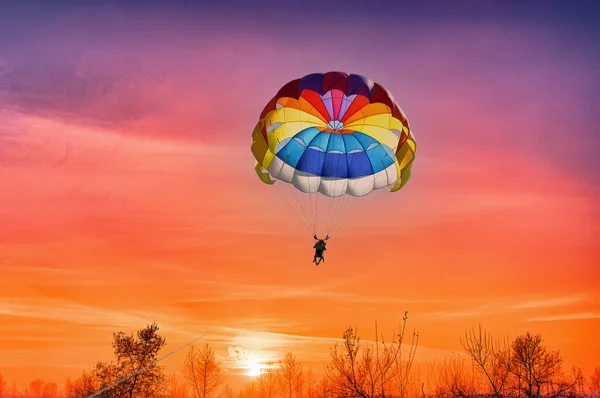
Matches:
[[275, 128, 396, 180]]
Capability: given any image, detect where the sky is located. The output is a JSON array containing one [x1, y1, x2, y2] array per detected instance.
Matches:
[[0, 0, 599, 392]]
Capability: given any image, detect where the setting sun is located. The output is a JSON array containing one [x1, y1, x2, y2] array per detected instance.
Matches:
[[246, 362, 262, 378]]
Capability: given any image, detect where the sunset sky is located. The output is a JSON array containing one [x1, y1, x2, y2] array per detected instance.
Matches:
[[0, 0, 599, 392]]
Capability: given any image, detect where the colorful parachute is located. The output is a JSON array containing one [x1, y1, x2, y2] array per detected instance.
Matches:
[[251, 72, 416, 235]]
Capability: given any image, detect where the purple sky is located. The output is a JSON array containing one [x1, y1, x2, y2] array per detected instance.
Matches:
[[1, 1, 598, 187]]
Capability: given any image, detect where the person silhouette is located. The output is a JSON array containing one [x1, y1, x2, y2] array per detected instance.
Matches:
[[312, 235, 329, 265]]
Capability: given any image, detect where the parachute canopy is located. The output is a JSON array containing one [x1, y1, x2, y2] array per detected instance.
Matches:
[[251, 72, 417, 234]]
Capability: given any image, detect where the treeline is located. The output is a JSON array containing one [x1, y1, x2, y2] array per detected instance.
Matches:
[[1, 313, 599, 398], [0, 375, 58, 398]]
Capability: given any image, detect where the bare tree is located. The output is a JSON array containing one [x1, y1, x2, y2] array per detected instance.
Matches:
[[296, 368, 306, 398], [240, 380, 260, 398], [0, 372, 6, 398], [314, 376, 334, 398], [182, 344, 225, 398], [508, 332, 578, 398], [278, 352, 303, 398], [460, 323, 511, 397], [221, 384, 235, 398], [41, 382, 58, 398], [65, 371, 98, 397], [94, 361, 131, 398], [66, 323, 168, 398], [167, 375, 189, 398], [325, 312, 417, 398], [393, 312, 419, 397], [305, 368, 316, 398], [418, 361, 441, 398], [435, 355, 477, 398], [29, 379, 45, 396], [590, 367, 600, 397], [256, 361, 279, 398]]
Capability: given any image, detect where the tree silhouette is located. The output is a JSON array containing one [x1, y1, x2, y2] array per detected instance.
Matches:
[[0, 372, 6, 398], [69, 322, 168, 398], [10, 319, 600, 398], [182, 344, 225, 398], [167, 375, 189, 398], [508, 332, 580, 398], [314, 376, 334, 398], [392, 312, 419, 398], [325, 312, 418, 398], [256, 361, 279, 398], [305, 368, 316, 398], [221, 384, 234, 398], [65, 370, 98, 397], [41, 381, 58, 398], [240, 380, 260, 398], [25, 378, 58, 397], [29, 379, 45, 396], [590, 367, 600, 397], [278, 352, 303, 398], [460, 323, 511, 397], [434, 354, 477, 398]]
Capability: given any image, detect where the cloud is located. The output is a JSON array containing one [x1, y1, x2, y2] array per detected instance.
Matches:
[[507, 294, 588, 310], [525, 313, 600, 322], [423, 293, 594, 320], [425, 310, 488, 319], [228, 346, 252, 363], [0, 299, 159, 328], [178, 280, 435, 304]]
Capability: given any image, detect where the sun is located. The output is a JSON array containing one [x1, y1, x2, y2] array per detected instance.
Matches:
[[245, 356, 263, 377], [230, 346, 266, 378], [247, 362, 262, 377]]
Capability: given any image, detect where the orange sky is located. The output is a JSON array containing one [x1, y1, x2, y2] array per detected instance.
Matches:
[[0, 1, 599, 394], [0, 109, 598, 391]]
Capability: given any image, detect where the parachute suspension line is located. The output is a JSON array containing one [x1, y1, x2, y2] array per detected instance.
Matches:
[[327, 194, 340, 235], [330, 158, 391, 235], [281, 155, 310, 231], [326, 198, 338, 236], [312, 173, 321, 236], [306, 173, 316, 235], [332, 169, 373, 235], [312, 191, 318, 235], [327, 194, 351, 236], [329, 194, 338, 236], [274, 151, 312, 234], [274, 179, 312, 234], [314, 177, 321, 235], [331, 161, 380, 235], [289, 183, 307, 228], [326, 190, 334, 236], [285, 181, 312, 234]]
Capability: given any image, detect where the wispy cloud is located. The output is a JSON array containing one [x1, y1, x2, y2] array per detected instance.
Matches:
[[178, 280, 433, 304], [526, 313, 600, 322], [0, 299, 161, 328], [425, 310, 488, 319], [508, 294, 588, 310], [423, 293, 593, 320]]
